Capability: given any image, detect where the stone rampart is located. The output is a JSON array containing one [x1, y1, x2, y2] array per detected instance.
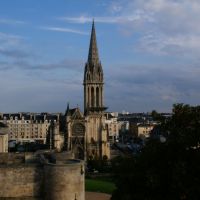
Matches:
[[0, 164, 43, 199], [0, 152, 85, 200]]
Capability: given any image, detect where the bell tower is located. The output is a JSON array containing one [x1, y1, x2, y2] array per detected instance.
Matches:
[[83, 20, 106, 114], [82, 21, 110, 159], [65, 21, 110, 160]]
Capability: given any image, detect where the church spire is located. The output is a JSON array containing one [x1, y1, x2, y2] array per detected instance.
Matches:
[[84, 21, 106, 114], [88, 20, 99, 65]]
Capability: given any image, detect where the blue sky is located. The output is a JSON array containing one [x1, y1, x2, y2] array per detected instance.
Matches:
[[0, 0, 200, 113]]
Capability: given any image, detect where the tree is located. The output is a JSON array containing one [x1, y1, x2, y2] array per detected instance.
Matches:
[[111, 104, 200, 200], [151, 110, 165, 122]]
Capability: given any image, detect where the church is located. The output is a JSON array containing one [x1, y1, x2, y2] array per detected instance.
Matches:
[[65, 21, 110, 160]]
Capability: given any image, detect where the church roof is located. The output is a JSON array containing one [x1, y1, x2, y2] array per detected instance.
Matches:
[[66, 108, 77, 116], [66, 107, 84, 119]]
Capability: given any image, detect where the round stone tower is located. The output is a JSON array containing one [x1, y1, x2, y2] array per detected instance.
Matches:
[[44, 159, 85, 200]]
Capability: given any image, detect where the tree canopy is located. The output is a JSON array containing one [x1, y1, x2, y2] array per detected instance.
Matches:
[[111, 104, 200, 200]]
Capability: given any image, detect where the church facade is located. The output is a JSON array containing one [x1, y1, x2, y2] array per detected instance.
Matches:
[[65, 21, 110, 160]]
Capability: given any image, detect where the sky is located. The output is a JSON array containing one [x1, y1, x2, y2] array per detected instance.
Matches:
[[0, 0, 200, 113]]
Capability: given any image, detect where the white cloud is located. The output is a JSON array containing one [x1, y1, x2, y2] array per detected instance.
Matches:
[[106, 0, 200, 58], [58, 13, 154, 24], [0, 32, 24, 47], [136, 32, 200, 57], [57, 0, 200, 57], [0, 69, 83, 112], [58, 16, 92, 24], [0, 32, 30, 60], [40, 26, 89, 35], [110, 3, 122, 14], [105, 60, 200, 112], [0, 18, 26, 25], [78, 0, 200, 58]]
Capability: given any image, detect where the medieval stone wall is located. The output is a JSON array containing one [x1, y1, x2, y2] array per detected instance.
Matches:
[[0, 164, 43, 199], [0, 153, 85, 200]]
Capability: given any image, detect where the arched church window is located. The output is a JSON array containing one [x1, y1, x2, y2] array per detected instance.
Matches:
[[98, 72, 101, 80], [88, 87, 90, 106], [72, 123, 85, 136], [87, 73, 91, 80], [91, 87, 94, 107], [96, 87, 99, 107]]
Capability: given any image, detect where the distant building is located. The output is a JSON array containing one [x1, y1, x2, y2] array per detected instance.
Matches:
[[118, 120, 130, 133], [130, 123, 155, 138], [117, 112, 159, 141], [105, 112, 119, 144], [0, 123, 8, 152], [0, 113, 62, 150]]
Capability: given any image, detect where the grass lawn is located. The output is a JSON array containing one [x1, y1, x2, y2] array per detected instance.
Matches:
[[85, 179, 116, 194]]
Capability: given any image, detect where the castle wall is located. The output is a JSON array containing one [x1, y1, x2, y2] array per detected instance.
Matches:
[[0, 164, 43, 199], [0, 153, 84, 200]]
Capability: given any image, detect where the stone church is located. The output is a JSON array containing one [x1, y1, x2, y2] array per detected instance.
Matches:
[[65, 21, 110, 160]]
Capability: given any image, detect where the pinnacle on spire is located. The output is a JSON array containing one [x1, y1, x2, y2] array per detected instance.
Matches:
[[65, 102, 70, 116], [88, 20, 99, 65]]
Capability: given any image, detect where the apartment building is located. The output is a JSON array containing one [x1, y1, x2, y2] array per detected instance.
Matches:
[[0, 123, 8, 152], [130, 123, 155, 138], [0, 113, 60, 144], [105, 112, 119, 144]]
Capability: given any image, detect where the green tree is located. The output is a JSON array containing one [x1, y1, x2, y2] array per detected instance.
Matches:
[[111, 104, 200, 200], [151, 109, 165, 122]]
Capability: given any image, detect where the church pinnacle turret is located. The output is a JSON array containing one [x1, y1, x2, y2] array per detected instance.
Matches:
[[88, 20, 99, 65], [83, 21, 106, 114]]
